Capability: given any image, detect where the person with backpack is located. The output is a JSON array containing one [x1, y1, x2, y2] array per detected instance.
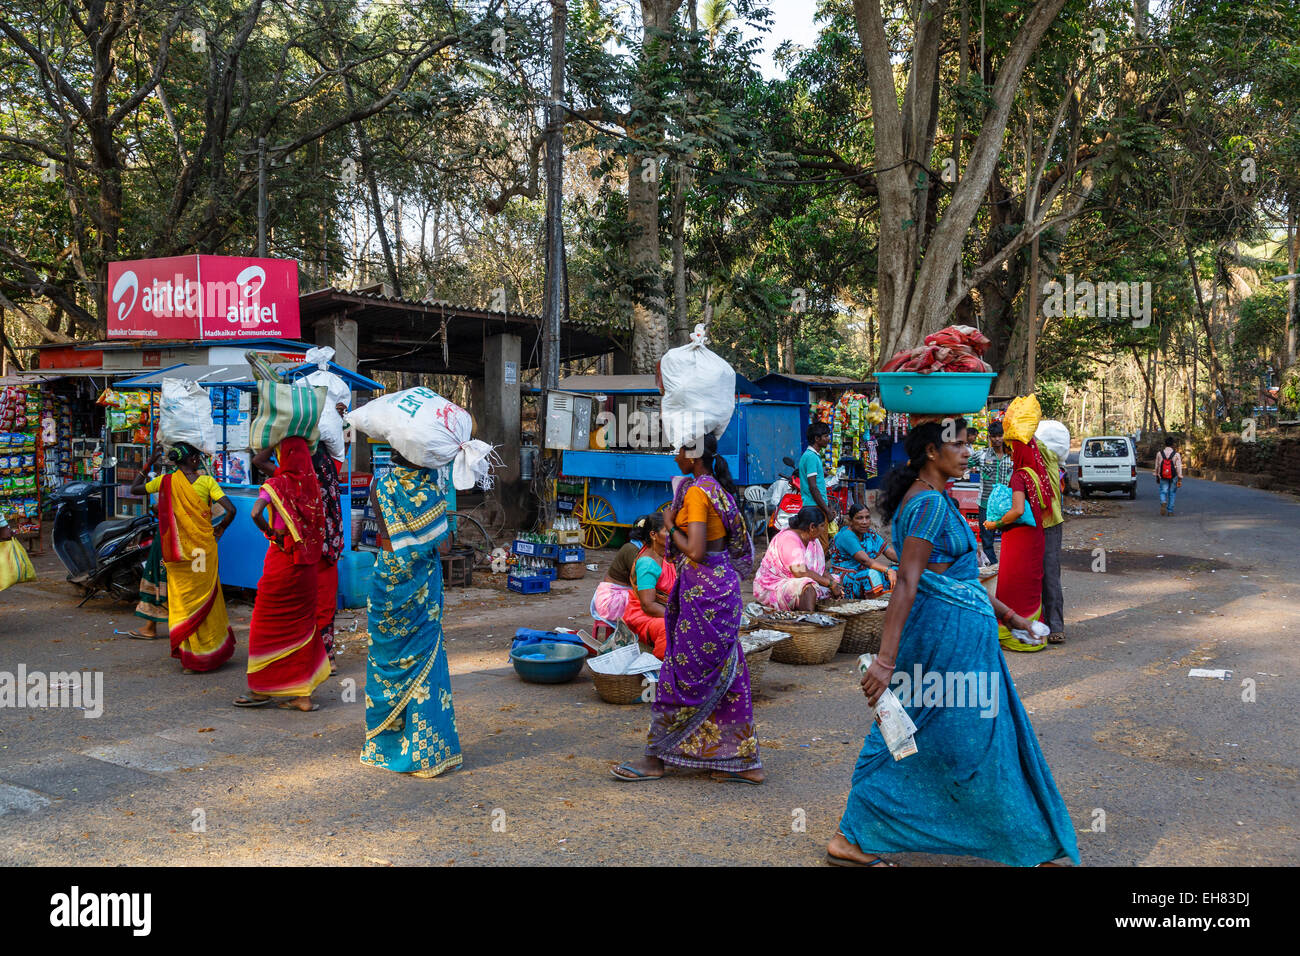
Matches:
[[1154, 436, 1183, 516]]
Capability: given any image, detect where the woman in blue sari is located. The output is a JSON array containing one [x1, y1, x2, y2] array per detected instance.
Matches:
[[361, 453, 462, 778], [829, 503, 898, 598], [827, 417, 1080, 867]]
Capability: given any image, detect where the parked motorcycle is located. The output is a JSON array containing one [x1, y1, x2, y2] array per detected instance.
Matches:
[[768, 455, 804, 534], [49, 481, 155, 606]]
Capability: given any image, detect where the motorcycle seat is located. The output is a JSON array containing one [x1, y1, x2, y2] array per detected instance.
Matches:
[[91, 518, 140, 551]]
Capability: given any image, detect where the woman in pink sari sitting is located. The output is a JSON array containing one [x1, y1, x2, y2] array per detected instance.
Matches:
[[754, 506, 844, 610]]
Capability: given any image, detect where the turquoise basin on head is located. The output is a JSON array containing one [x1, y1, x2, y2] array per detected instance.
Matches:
[[509, 642, 588, 684], [875, 372, 997, 414]]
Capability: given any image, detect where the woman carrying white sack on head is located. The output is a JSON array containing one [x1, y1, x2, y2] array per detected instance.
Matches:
[[345, 388, 498, 776], [303, 347, 353, 671]]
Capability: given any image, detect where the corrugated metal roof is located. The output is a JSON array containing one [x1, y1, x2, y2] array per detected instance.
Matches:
[[551, 373, 766, 395], [115, 361, 382, 391], [299, 286, 629, 331], [756, 372, 874, 387]]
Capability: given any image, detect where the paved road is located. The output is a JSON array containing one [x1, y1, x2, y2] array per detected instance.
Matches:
[[1, 476, 1296, 865]]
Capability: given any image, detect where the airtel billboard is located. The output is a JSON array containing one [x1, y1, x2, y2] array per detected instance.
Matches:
[[106, 255, 301, 340]]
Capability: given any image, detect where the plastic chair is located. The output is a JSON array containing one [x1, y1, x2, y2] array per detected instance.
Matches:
[[742, 485, 770, 537]]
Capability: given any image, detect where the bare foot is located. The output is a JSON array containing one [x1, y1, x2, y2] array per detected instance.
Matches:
[[611, 756, 664, 780], [710, 768, 765, 784], [826, 831, 896, 866], [276, 696, 319, 712]]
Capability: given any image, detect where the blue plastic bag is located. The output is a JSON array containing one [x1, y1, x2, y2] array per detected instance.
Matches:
[[986, 483, 1035, 528], [509, 628, 586, 661]]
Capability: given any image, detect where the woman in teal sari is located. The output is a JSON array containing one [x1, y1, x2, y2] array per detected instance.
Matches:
[[828, 503, 898, 598], [361, 453, 462, 778], [827, 417, 1079, 867]]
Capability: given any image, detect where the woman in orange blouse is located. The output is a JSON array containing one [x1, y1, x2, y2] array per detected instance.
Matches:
[[611, 434, 761, 785]]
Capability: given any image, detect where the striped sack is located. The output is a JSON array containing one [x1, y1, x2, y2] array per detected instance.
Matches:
[[249, 379, 325, 451]]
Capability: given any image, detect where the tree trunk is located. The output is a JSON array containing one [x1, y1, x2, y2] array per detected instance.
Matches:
[[626, 0, 685, 372], [1184, 239, 1226, 430], [851, 0, 1069, 365]]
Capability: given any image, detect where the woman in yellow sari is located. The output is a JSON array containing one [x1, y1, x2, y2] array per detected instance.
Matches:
[[131, 443, 237, 672]]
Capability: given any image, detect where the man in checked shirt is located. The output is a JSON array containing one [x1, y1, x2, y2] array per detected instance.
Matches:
[[968, 420, 1013, 564]]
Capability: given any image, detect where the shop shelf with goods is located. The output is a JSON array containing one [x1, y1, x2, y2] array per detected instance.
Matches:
[[0, 382, 44, 550]]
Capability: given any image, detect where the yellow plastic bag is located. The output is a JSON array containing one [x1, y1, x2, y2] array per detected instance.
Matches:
[[0, 538, 37, 592], [1002, 394, 1042, 444]]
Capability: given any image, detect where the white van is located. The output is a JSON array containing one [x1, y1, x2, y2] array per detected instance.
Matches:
[[1079, 436, 1137, 499]]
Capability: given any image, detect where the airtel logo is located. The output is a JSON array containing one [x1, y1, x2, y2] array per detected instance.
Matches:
[[111, 270, 138, 322], [235, 264, 265, 297]]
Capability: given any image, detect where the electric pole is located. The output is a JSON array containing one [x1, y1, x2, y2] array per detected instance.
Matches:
[[257, 137, 268, 257], [541, 1, 567, 404]]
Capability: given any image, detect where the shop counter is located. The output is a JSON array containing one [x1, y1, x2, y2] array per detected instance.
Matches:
[[216, 484, 270, 590]]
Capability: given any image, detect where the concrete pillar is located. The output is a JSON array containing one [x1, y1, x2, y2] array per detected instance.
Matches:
[[313, 312, 358, 371], [313, 311, 367, 473], [482, 333, 521, 486]]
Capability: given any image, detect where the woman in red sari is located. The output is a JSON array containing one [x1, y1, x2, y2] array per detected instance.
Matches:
[[986, 435, 1051, 652], [235, 437, 330, 711], [312, 445, 345, 673]]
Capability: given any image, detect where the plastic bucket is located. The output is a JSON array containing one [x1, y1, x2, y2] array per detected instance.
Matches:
[[875, 372, 997, 413], [337, 550, 376, 608]]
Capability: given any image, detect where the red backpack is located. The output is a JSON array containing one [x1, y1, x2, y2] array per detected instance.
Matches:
[[1159, 450, 1176, 480]]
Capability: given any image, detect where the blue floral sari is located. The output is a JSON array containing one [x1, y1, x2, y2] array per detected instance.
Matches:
[[361, 465, 462, 777], [829, 526, 893, 598], [836, 490, 1080, 865]]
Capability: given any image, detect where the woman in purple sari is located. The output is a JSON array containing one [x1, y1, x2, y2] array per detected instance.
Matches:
[[611, 434, 759, 784]]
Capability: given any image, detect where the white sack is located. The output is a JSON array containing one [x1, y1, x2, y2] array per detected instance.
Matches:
[[304, 347, 350, 461], [158, 378, 217, 455], [345, 386, 497, 490], [659, 323, 735, 451], [303, 346, 352, 409], [1035, 419, 1070, 462]]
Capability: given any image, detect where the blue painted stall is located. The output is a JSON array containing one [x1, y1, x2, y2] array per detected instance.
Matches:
[[543, 375, 801, 548], [753, 372, 907, 488]]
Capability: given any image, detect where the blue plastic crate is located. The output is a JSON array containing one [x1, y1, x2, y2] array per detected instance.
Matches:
[[556, 545, 586, 564], [512, 538, 558, 559], [508, 574, 552, 595]]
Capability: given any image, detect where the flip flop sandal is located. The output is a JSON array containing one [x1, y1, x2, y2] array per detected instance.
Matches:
[[610, 762, 663, 782], [710, 771, 763, 785], [1000, 635, 1048, 653], [1047, 632, 1066, 644], [232, 695, 273, 707], [115, 630, 160, 640], [276, 701, 320, 712], [825, 852, 897, 867]]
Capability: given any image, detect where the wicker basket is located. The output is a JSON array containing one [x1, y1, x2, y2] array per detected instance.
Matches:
[[745, 646, 774, 691], [767, 618, 845, 665], [590, 668, 649, 705], [557, 562, 586, 580], [836, 611, 885, 655]]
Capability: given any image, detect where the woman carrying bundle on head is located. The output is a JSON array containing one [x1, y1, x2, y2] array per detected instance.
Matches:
[[619, 511, 677, 660], [983, 396, 1051, 653], [129, 442, 236, 672], [235, 436, 330, 711], [753, 506, 845, 610], [826, 415, 1079, 868], [312, 443, 346, 673], [828, 502, 898, 598], [611, 434, 761, 784], [361, 450, 462, 778]]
